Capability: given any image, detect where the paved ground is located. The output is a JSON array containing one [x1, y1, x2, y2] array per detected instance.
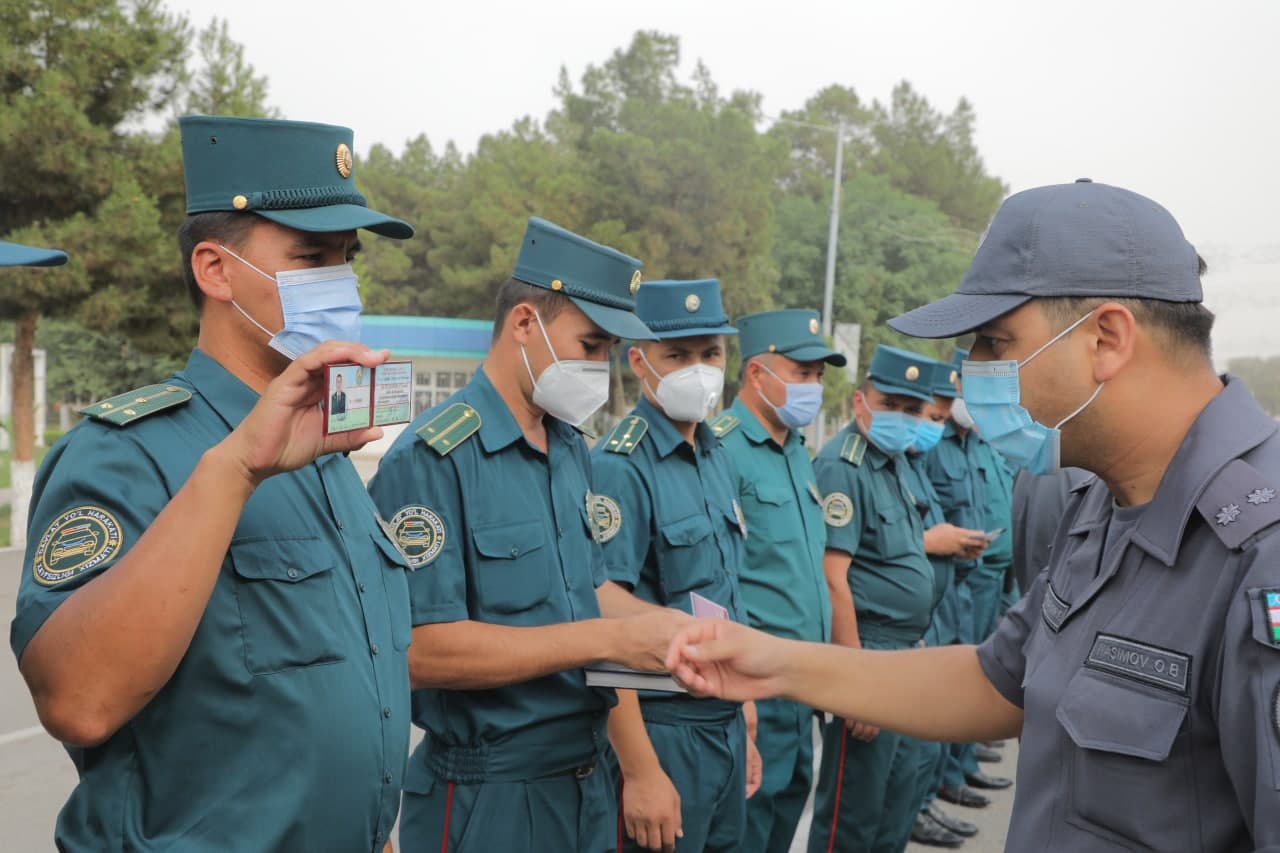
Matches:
[[0, 546, 1012, 851]]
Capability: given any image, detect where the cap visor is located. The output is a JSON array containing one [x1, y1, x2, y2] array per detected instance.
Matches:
[[784, 343, 848, 367], [869, 377, 933, 403], [888, 292, 1031, 339], [0, 242, 68, 268], [931, 387, 959, 399], [573, 297, 657, 341], [256, 204, 414, 240], [652, 324, 738, 340]]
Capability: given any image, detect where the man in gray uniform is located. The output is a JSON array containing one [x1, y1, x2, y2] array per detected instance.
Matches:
[[1010, 468, 1093, 595], [664, 179, 1280, 851]]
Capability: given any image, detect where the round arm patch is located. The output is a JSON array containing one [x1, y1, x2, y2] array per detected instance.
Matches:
[[822, 492, 855, 528], [587, 493, 623, 544], [33, 506, 124, 586], [390, 505, 446, 568]]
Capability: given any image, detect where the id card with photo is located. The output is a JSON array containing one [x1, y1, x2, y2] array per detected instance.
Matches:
[[323, 361, 414, 434]]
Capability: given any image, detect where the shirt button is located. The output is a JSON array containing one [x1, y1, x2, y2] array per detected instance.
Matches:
[[359, 582, 367, 593], [287, 567, 299, 579], [383, 773, 393, 784], [336, 520, 344, 530], [383, 706, 392, 718], [371, 644, 380, 656], [510, 547, 519, 557]]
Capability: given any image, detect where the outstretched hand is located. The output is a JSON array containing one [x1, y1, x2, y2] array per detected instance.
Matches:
[[663, 620, 789, 702], [221, 341, 389, 484]]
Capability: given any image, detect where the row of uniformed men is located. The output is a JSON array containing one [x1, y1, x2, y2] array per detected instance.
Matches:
[[4, 113, 1005, 853]]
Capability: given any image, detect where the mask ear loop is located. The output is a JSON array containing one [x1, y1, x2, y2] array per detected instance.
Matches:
[[1054, 382, 1105, 429], [521, 309, 561, 393], [1019, 310, 1096, 368], [218, 244, 281, 340]]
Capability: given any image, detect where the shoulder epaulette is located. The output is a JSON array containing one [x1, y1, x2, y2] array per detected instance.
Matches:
[[709, 413, 740, 438], [1195, 458, 1280, 549], [80, 383, 191, 426], [602, 415, 648, 455], [839, 433, 867, 467], [416, 402, 481, 456]]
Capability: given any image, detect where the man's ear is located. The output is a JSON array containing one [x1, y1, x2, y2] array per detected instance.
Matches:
[[191, 241, 235, 303], [507, 303, 537, 347], [1091, 302, 1137, 383]]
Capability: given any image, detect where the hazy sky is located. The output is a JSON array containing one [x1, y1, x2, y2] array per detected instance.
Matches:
[[163, 0, 1280, 364]]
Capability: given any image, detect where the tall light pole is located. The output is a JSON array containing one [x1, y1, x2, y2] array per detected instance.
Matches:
[[815, 121, 846, 448]]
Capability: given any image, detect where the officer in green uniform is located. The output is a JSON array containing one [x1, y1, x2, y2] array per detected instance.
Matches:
[[709, 308, 843, 853], [906, 359, 987, 847], [592, 278, 755, 853], [11, 115, 415, 852], [969, 432, 1015, 641], [367, 218, 686, 853], [808, 345, 936, 853]]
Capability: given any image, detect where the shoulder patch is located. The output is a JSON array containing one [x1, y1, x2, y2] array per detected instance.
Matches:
[[709, 413, 740, 438], [80, 384, 191, 426], [822, 492, 854, 527], [32, 506, 125, 586], [840, 433, 867, 466], [416, 403, 481, 456], [389, 505, 447, 567], [602, 415, 648, 455], [587, 492, 623, 543], [1195, 459, 1280, 549]]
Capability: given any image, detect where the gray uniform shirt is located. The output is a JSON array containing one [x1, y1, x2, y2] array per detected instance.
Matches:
[[978, 377, 1280, 851]]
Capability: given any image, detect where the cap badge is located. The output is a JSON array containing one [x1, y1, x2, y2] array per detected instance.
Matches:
[[905, 365, 920, 381], [685, 294, 701, 313], [630, 270, 643, 295], [949, 370, 958, 384], [808, 318, 820, 335], [335, 143, 353, 178]]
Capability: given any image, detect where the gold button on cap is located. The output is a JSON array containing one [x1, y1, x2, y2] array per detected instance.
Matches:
[[906, 365, 920, 381], [550, 279, 563, 291], [809, 318, 820, 334], [685, 294, 701, 312], [232, 194, 248, 210]]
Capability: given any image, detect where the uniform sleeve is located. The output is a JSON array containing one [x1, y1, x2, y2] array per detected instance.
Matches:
[[1215, 544, 1280, 847], [975, 568, 1047, 708], [814, 456, 860, 558], [589, 452, 652, 590], [367, 439, 469, 627], [11, 426, 170, 661]]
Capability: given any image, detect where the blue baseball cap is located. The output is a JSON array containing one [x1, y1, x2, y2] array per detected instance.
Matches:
[[889, 179, 1202, 339], [635, 279, 737, 339], [0, 241, 68, 267]]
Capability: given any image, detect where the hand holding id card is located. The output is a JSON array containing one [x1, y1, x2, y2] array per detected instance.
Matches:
[[323, 361, 414, 434]]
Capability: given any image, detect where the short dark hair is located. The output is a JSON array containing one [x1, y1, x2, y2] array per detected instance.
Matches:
[[177, 212, 259, 310], [492, 277, 571, 341]]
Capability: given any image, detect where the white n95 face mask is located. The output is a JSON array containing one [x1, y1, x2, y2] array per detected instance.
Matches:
[[638, 348, 724, 423], [521, 311, 611, 427], [221, 244, 362, 360]]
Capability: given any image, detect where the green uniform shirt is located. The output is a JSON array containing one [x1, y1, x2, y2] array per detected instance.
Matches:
[[924, 423, 987, 576], [367, 367, 613, 761], [10, 349, 412, 853], [904, 451, 954, 612], [972, 437, 1014, 576], [714, 398, 830, 643], [815, 424, 935, 642]]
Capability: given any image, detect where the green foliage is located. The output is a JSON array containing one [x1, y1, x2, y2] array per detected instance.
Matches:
[[1228, 357, 1280, 416]]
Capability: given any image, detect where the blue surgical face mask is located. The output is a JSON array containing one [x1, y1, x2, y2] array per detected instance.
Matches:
[[865, 409, 919, 455], [758, 362, 823, 429], [961, 311, 1103, 474], [221, 244, 363, 360], [912, 418, 946, 453]]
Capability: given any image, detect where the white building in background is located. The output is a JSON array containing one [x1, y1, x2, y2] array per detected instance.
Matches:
[[0, 344, 48, 452]]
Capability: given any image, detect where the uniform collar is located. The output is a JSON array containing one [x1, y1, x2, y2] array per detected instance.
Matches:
[[850, 422, 893, 470], [183, 348, 261, 432], [730, 397, 800, 451], [636, 395, 714, 458], [1115, 377, 1275, 566], [464, 365, 578, 453]]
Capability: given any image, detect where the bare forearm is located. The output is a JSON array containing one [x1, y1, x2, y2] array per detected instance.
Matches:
[[608, 689, 660, 774], [777, 641, 1023, 741], [409, 618, 621, 690], [827, 583, 861, 648], [21, 445, 255, 746], [596, 580, 663, 617]]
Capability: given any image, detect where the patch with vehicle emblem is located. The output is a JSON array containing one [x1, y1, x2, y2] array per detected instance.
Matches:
[[33, 506, 123, 586], [391, 505, 446, 568], [587, 493, 623, 544], [822, 492, 854, 528]]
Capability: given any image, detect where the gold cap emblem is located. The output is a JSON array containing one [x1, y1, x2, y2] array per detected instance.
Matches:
[[232, 194, 248, 210], [685, 294, 701, 313], [335, 143, 353, 178], [809, 318, 820, 335], [550, 279, 563, 291], [768, 344, 777, 353], [906, 365, 920, 381], [629, 270, 643, 295], [949, 370, 958, 384]]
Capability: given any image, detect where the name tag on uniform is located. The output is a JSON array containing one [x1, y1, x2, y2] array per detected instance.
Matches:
[[1085, 633, 1191, 695]]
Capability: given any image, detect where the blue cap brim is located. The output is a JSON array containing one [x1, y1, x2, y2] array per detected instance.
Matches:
[[0, 241, 68, 267], [888, 292, 1031, 339], [573, 297, 657, 341], [256, 204, 414, 240], [869, 377, 934, 403], [783, 343, 848, 367]]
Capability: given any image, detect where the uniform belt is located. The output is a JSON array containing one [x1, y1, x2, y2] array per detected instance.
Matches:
[[639, 697, 740, 726], [423, 714, 607, 784], [856, 623, 924, 648]]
